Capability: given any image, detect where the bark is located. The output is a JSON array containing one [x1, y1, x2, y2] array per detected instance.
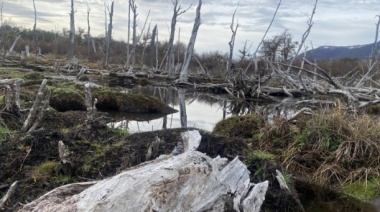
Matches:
[[21, 79, 48, 133], [6, 34, 21, 57], [178, 0, 202, 83], [104, 1, 114, 67], [0, 181, 18, 209], [227, 5, 239, 77], [32, 0, 38, 55], [356, 16, 380, 87], [178, 88, 187, 127], [167, 0, 191, 77], [149, 25, 157, 67], [20, 130, 268, 212], [244, 0, 282, 73], [67, 0, 75, 60], [130, 0, 137, 66], [86, 4, 91, 60]]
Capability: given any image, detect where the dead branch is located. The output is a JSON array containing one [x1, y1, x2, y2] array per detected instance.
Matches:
[[0, 181, 18, 209]]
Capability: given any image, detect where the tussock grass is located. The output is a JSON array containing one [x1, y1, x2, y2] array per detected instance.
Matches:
[[215, 104, 380, 200]]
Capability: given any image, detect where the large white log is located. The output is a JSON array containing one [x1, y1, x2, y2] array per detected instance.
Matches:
[[20, 130, 268, 212]]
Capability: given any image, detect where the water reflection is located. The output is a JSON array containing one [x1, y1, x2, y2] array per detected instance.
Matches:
[[107, 86, 312, 133], [108, 86, 230, 133]]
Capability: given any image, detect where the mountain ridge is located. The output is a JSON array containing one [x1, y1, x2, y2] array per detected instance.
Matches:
[[302, 41, 379, 60]]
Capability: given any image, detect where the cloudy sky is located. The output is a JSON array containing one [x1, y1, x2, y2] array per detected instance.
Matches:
[[2, 0, 380, 56]]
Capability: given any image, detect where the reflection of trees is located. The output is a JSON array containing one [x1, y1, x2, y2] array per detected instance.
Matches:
[[178, 88, 187, 128]]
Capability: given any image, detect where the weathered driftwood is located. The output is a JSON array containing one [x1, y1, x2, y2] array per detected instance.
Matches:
[[21, 130, 269, 212], [58, 141, 73, 176], [0, 181, 18, 209], [0, 78, 24, 117], [21, 79, 49, 133]]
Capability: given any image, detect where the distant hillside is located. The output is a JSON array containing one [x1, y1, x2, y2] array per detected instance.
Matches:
[[302, 41, 379, 60]]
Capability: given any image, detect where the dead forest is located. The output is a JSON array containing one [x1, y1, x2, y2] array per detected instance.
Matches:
[[0, 0, 378, 116], [1, 0, 380, 210]]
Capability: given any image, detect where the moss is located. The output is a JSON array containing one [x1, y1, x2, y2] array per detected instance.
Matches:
[[213, 114, 266, 138], [247, 150, 276, 161], [342, 178, 380, 202], [49, 83, 86, 111], [93, 89, 177, 114], [31, 161, 59, 181]]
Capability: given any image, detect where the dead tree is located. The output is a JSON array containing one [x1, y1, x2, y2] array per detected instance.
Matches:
[[124, 0, 132, 69], [130, 0, 137, 67], [67, 0, 75, 60], [178, 0, 202, 83], [244, 0, 282, 73], [5, 34, 21, 57], [149, 25, 157, 67], [287, 0, 318, 70], [86, 3, 91, 60], [356, 15, 380, 87], [32, 0, 39, 56], [21, 79, 50, 133], [1, 79, 24, 117], [167, 0, 191, 77], [104, 1, 114, 67], [227, 5, 239, 77]]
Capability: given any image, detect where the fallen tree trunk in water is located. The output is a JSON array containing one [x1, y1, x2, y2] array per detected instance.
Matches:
[[20, 130, 268, 212]]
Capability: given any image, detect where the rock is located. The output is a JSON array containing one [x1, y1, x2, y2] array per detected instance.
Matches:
[[20, 130, 268, 212]]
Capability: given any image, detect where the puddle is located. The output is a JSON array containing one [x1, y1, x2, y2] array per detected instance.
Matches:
[[108, 86, 230, 133]]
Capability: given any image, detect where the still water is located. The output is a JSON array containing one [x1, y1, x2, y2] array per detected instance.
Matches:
[[108, 86, 231, 133]]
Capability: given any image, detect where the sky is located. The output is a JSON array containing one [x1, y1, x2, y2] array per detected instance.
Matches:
[[2, 0, 380, 56]]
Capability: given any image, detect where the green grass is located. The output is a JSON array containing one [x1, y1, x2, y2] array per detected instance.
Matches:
[[342, 178, 380, 202]]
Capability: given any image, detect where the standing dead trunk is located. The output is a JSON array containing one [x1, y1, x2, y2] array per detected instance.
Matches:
[[227, 5, 239, 77], [6, 34, 21, 57], [124, 0, 132, 69], [130, 1, 137, 67], [356, 15, 380, 87], [178, 0, 202, 83], [86, 4, 91, 60], [167, 0, 191, 77], [149, 25, 157, 67], [67, 0, 75, 60], [32, 0, 38, 56], [104, 1, 114, 67]]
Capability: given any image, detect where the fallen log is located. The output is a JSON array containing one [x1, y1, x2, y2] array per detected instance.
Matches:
[[20, 130, 269, 212]]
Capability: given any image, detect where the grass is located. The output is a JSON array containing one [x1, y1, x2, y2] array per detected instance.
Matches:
[[214, 104, 380, 202], [342, 178, 380, 201]]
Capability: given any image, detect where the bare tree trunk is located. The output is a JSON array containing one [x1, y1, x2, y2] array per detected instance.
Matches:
[[287, 0, 318, 71], [104, 1, 114, 67], [21, 79, 49, 133], [86, 4, 91, 60], [244, 0, 282, 74], [356, 15, 380, 87], [227, 5, 239, 77], [124, 0, 131, 69], [67, 0, 75, 60], [32, 0, 38, 56], [178, 0, 202, 83], [156, 27, 159, 69], [6, 34, 21, 57], [149, 25, 157, 67], [130, 1, 137, 67], [167, 0, 191, 77]]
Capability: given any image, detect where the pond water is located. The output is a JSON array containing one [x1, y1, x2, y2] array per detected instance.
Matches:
[[108, 86, 231, 133]]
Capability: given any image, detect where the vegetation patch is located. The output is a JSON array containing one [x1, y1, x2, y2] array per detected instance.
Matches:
[[49, 82, 86, 112], [342, 178, 380, 202], [93, 89, 177, 114]]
